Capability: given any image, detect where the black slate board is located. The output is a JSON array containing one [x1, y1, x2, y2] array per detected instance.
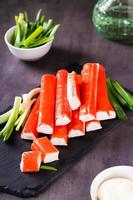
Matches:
[[0, 62, 132, 198], [0, 110, 132, 198]]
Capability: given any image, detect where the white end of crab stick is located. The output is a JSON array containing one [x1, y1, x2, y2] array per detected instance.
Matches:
[[31, 137, 59, 164], [68, 110, 85, 138], [20, 151, 41, 173], [96, 111, 110, 121], [55, 70, 72, 126], [67, 71, 81, 110], [51, 126, 68, 146], [56, 116, 70, 126], [37, 74, 56, 134], [86, 120, 102, 132], [37, 124, 53, 135]]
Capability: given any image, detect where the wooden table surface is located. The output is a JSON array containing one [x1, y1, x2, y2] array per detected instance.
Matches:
[[0, 0, 133, 199]]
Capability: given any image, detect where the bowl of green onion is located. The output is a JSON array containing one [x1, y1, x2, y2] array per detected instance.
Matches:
[[4, 9, 61, 61]]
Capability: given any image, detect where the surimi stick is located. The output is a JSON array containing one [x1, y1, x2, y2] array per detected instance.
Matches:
[[20, 151, 41, 172], [21, 96, 40, 140], [50, 125, 68, 146], [31, 137, 59, 163], [67, 71, 81, 110], [68, 110, 85, 138], [96, 65, 116, 120], [86, 120, 102, 132], [37, 74, 56, 134], [79, 63, 99, 122], [55, 69, 72, 126]]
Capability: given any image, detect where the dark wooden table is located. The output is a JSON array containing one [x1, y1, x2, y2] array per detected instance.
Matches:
[[0, 0, 133, 199]]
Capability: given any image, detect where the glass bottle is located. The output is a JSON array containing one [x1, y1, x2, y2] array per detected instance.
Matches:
[[92, 0, 133, 42]]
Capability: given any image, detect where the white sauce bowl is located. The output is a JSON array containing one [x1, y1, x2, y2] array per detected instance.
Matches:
[[90, 165, 133, 200], [4, 26, 53, 61]]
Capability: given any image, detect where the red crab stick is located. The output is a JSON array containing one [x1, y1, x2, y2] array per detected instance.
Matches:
[[21, 96, 40, 140], [20, 151, 41, 172], [37, 74, 56, 134], [67, 71, 81, 110], [50, 125, 68, 146], [55, 70, 72, 126], [96, 65, 116, 120], [86, 120, 102, 132], [68, 110, 85, 138], [31, 137, 59, 163], [79, 63, 99, 122]]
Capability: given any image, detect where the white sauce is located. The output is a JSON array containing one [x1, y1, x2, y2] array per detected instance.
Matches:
[[97, 178, 133, 200]]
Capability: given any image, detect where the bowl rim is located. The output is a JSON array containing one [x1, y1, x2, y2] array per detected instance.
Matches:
[[90, 165, 133, 200], [4, 25, 53, 51]]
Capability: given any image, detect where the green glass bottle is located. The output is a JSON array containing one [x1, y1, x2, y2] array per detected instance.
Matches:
[[92, 0, 133, 42]]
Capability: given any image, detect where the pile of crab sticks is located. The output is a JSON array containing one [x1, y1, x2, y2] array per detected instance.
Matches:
[[1, 63, 133, 173]]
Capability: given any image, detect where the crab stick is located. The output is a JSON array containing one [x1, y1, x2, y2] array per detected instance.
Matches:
[[68, 110, 85, 138], [55, 69, 72, 126], [31, 137, 59, 163], [96, 65, 116, 120], [37, 74, 56, 134], [20, 151, 41, 172], [86, 120, 102, 132], [79, 63, 99, 122], [67, 71, 81, 110], [50, 125, 68, 146], [21, 96, 40, 140]]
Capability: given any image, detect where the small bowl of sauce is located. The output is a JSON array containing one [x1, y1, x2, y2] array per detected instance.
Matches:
[[90, 166, 133, 200]]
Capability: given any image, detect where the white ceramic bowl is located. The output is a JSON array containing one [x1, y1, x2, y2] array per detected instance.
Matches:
[[90, 165, 133, 200], [4, 26, 53, 61]]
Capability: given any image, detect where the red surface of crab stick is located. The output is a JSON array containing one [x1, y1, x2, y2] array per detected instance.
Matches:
[[50, 125, 68, 146], [55, 69, 72, 126], [31, 137, 59, 163], [79, 63, 99, 122], [67, 71, 81, 110], [37, 74, 56, 134], [21, 96, 40, 140], [68, 110, 85, 138], [96, 65, 116, 120], [20, 151, 41, 172], [86, 120, 102, 132]]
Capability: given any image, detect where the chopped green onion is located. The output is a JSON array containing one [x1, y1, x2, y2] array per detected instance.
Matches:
[[40, 165, 57, 171], [0, 97, 21, 141], [49, 24, 61, 36], [107, 83, 127, 120], [23, 25, 43, 47], [0, 109, 12, 124], [113, 81, 133, 108]]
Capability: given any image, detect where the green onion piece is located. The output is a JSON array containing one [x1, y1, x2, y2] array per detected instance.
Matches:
[[16, 98, 36, 131], [40, 165, 57, 171], [40, 15, 45, 25], [14, 23, 21, 47], [43, 19, 53, 33], [14, 114, 22, 126], [23, 25, 43, 47], [24, 11, 29, 22], [49, 24, 61, 36], [0, 109, 12, 125], [15, 16, 18, 24], [18, 12, 25, 22], [0, 97, 21, 141], [35, 9, 42, 22], [113, 81, 133, 108], [29, 36, 54, 48], [107, 78, 127, 106], [107, 84, 127, 120]]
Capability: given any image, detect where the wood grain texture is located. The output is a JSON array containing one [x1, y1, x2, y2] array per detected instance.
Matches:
[[0, 0, 133, 199]]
